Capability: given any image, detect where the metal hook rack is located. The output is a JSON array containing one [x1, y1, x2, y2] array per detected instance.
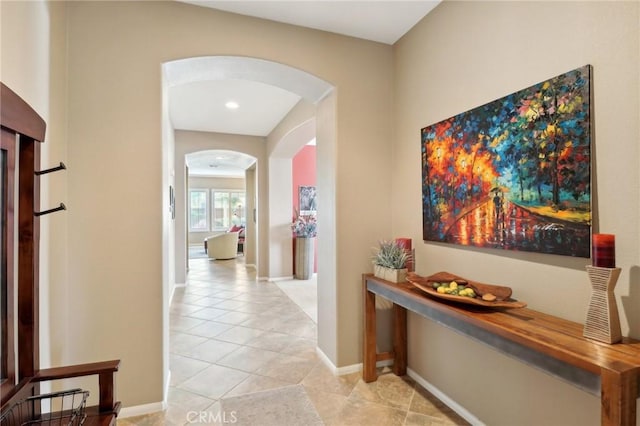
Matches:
[[34, 162, 67, 217], [35, 162, 66, 176], [34, 203, 66, 217]]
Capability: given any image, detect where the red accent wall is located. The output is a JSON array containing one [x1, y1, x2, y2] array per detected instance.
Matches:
[[292, 145, 317, 274]]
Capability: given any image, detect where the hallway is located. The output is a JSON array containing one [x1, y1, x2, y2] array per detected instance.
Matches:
[[119, 257, 468, 425]]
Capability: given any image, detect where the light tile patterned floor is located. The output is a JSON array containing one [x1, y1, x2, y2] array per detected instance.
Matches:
[[118, 257, 469, 425]]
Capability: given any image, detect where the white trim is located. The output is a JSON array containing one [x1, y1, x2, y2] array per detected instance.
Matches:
[[315, 347, 337, 373], [164, 370, 171, 411], [407, 368, 484, 426], [257, 276, 269, 281], [313, 354, 481, 424], [168, 284, 179, 305], [169, 283, 187, 305], [268, 275, 294, 282], [315, 348, 393, 376], [119, 401, 166, 419], [169, 284, 176, 305], [164, 56, 333, 103], [335, 363, 362, 375]]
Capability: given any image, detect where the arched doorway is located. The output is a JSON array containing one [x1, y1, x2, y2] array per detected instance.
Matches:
[[269, 118, 317, 278], [163, 56, 333, 280], [161, 56, 337, 401], [183, 149, 258, 266]]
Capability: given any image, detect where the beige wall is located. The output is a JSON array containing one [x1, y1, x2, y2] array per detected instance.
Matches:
[[393, 1, 639, 424], [7, 1, 627, 420], [0, 0, 69, 376], [61, 0, 393, 407]]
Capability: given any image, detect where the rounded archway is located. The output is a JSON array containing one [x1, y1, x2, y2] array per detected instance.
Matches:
[[184, 149, 257, 265], [161, 56, 338, 400], [163, 56, 333, 281]]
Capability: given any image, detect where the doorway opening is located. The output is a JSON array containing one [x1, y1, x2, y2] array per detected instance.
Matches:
[[161, 56, 337, 404], [184, 149, 257, 263]]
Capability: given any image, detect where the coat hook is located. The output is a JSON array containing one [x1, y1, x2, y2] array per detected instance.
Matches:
[[34, 203, 66, 217], [35, 162, 66, 176]]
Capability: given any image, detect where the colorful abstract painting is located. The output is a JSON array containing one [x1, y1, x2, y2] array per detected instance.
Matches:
[[421, 65, 591, 257]]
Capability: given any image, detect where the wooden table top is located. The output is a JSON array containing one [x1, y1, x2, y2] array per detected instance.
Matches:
[[364, 274, 640, 377]]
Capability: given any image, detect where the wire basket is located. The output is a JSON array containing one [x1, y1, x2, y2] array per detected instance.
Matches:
[[0, 389, 89, 426]]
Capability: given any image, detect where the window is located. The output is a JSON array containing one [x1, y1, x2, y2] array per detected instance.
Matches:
[[188, 189, 209, 231], [212, 190, 245, 230], [188, 189, 246, 232]]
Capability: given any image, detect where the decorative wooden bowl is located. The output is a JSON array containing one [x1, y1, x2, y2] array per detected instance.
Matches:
[[407, 271, 527, 309]]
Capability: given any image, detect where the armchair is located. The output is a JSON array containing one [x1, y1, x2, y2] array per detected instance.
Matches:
[[206, 232, 239, 260]]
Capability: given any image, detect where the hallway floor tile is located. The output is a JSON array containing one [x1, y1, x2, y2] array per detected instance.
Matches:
[[118, 257, 469, 425]]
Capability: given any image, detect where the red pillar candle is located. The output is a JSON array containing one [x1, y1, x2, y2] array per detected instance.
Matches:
[[592, 234, 615, 268], [395, 238, 414, 272]]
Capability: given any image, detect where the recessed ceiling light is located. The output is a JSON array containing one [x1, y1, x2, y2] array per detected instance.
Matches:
[[225, 101, 239, 110]]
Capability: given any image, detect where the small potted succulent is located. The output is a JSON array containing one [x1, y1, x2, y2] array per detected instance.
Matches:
[[372, 240, 412, 283]]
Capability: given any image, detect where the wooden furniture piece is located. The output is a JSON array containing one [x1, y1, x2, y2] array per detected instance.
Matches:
[[1, 82, 121, 425], [363, 273, 640, 426]]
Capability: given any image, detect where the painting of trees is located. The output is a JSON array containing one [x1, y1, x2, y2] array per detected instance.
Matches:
[[422, 65, 591, 257]]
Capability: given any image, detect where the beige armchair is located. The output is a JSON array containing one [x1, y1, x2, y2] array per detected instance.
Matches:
[[206, 232, 239, 260]]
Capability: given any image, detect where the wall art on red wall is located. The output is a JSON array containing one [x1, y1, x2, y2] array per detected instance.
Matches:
[[299, 185, 317, 216]]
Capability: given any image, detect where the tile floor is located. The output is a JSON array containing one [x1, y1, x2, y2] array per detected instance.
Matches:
[[118, 256, 469, 425]]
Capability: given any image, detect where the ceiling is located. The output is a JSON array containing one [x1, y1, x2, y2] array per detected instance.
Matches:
[[179, 1, 440, 45], [172, 1, 441, 177], [170, 79, 302, 136]]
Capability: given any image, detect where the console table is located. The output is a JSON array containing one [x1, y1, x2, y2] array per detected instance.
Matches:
[[363, 274, 640, 426]]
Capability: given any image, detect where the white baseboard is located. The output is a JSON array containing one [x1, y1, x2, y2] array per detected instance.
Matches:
[[314, 352, 481, 424], [407, 368, 484, 426], [169, 284, 175, 305], [164, 370, 171, 409], [315, 347, 337, 373], [119, 401, 166, 419], [245, 264, 257, 270], [315, 347, 393, 376], [268, 276, 294, 282], [169, 283, 185, 305]]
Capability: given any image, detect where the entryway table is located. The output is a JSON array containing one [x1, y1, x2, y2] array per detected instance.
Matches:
[[363, 273, 640, 426]]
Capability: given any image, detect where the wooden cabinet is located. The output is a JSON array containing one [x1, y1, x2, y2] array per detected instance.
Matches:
[[0, 82, 121, 425]]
